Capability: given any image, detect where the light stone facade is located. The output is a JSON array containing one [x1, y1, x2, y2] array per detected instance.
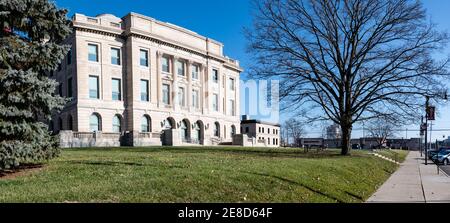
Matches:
[[52, 13, 242, 147], [235, 119, 281, 148]]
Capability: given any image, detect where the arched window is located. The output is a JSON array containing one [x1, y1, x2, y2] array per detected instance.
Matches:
[[67, 115, 73, 131], [141, 115, 151, 133], [231, 125, 236, 137], [90, 113, 101, 132], [214, 122, 220, 137], [113, 115, 122, 133]]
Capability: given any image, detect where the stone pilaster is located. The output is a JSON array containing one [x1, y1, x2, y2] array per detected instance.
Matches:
[[172, 56, 178, 111], [187, 60, 192, 112], [156, 51, 162, 108]]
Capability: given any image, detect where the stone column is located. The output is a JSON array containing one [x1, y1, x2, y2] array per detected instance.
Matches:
[[202, 64, 208, 114], [172, 56, 178, 111], [156, 51, 162, 108], [186, 60, 192, 112]]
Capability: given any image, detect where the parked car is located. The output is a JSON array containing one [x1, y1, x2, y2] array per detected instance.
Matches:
[[352, 144, 361, 150], [431, 150, 450, 165], [428, 148, 450, 159]]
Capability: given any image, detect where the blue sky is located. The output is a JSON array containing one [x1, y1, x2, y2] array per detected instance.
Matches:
[[54, 0, 450, 140]]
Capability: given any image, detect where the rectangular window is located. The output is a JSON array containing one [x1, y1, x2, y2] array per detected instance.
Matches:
[[89, 75, 99, 99], [176, 60, 185, 76], [111, 48, 120, 65], [212, 94, 219, 111], [162, 55, 170, 73], [58, 83, 63, 97], [162, 84, 170, 104], [178, 87, 185, 107], [140, 49, 148, 67], [140, 80, 149, 102], [229, 99, 235, 116], [192, 90, 199, 108], [88, 44, 98, 62], [67, 49, 72, 65], [192, 65, 199, 80], [229, 78, 235, 91], [67, 77, 73, 98], [112, 78, 121, 101], [212, 69, 218, 83], [246, 127, 249, 133]]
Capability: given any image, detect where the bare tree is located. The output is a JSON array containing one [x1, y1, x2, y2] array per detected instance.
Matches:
[[367, 118, 396, 149], [283, 118, 307, 147], [246, 0, 449, 155]]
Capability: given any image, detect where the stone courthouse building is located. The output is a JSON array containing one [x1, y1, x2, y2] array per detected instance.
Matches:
[[53, 13, 242, 147]]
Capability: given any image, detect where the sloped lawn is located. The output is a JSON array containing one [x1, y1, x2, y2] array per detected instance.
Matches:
[[0, 147, 405, 203]]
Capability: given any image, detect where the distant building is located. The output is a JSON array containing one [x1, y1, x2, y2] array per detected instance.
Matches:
[[234, 116, 280, 148], [326, 124, 342, 139]]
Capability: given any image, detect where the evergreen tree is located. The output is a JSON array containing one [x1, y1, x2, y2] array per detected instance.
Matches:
[[0, 0, 71, 170]]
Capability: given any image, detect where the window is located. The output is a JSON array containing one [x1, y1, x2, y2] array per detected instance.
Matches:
[[67, 77, 73, 98], [259, 127, 261, 133], [162, 84, 170, 104], [140, 49, 149, 67], [178, 87, 185, 107], [229, 78, 235, 91], [273, 138, 276, 145], [162, 55, 170, 73], [111, 48, 120, 65], [58, 83, 63, 97], [140, 80, 149, 102], [212, 69, 218, 83], [90, 113, 101, 132], [89, 76, 99, 99], [112, 78, 121, 101], [231, 125, 236, 137], [112, 115, 121, 133], [191, 65, 199, 80], [67, 49, 72, 65], [268, 138, 271, 145], [262, 128, 264, 133], [67, 115, 73, 131], [176, 60, 185, 76], [192, 90, 199, 108], [212, 94, 219, 111], [88, 44, 98, 62], [245, 127, 249, 133], [214, 122, 220, 137], [141, 115, 151, 132], [229, 99, 235, 116]]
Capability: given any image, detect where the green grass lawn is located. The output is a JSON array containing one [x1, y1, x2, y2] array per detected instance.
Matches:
[[374, 149, 409, 163], [0, 147, 406, 203]]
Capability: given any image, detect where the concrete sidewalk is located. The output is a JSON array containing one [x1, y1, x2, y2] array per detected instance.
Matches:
[[367, 151, 450, 203]]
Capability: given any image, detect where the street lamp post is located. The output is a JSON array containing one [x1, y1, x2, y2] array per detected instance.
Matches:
[[425, 96, 429, 165], [424, 92, 448, 165]]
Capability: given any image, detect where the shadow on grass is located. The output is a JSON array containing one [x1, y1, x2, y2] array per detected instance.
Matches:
[[65, 147, 367, 160], [240, 170, 345, 203], [60, 160, 188, 169]]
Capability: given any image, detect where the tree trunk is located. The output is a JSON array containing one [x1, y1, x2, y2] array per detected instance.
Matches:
[[341, 125, 352, 155]]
